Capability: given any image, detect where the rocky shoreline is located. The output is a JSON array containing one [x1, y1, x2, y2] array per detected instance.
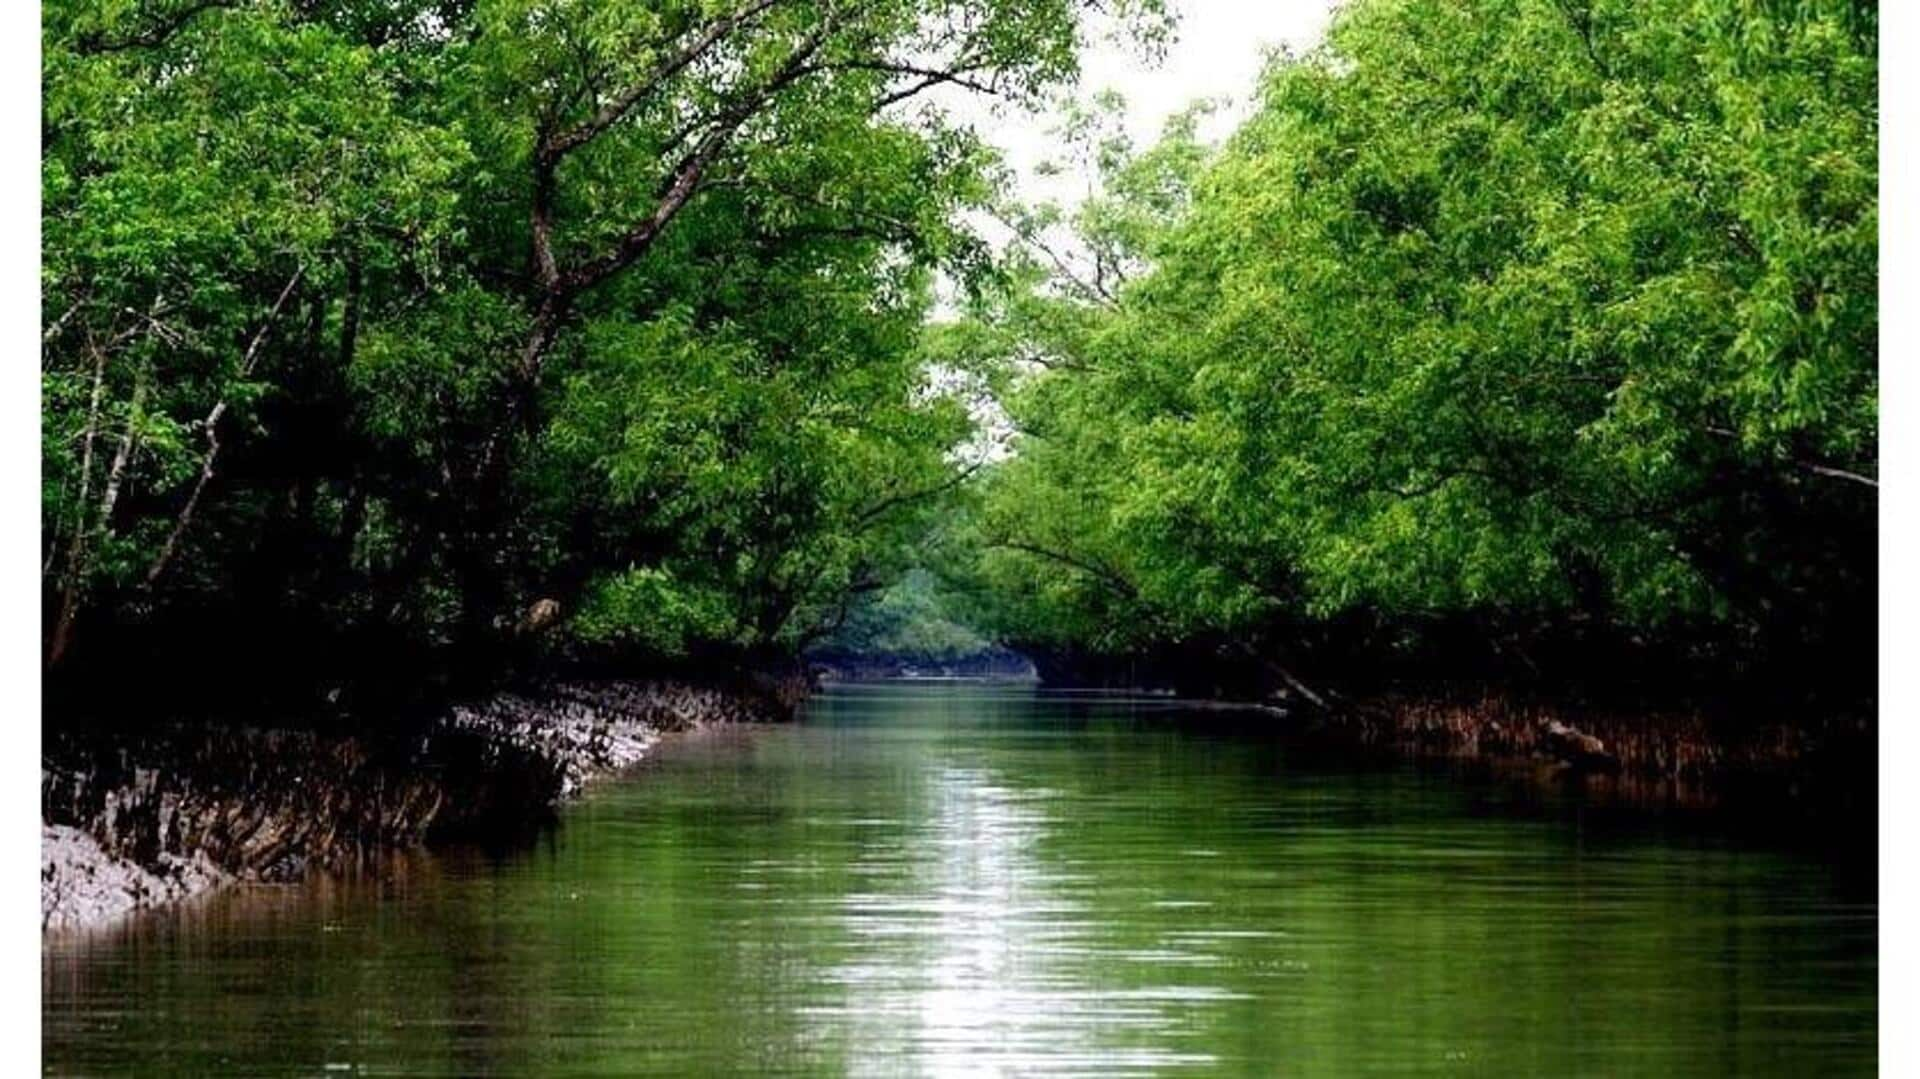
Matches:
[[42, 676, 804, 934]]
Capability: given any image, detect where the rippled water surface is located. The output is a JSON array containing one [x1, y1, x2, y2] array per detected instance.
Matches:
[[44, 685, 1876, 1074]]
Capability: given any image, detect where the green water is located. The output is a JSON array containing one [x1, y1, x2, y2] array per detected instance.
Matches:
[[43, 685, 1875, 1075]]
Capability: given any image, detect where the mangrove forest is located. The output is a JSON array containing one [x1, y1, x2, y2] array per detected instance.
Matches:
[[40, 0, 1881, 1073]]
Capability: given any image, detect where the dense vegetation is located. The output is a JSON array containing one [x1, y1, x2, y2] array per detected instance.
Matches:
[[43, 0, 1876, 713], [42, 0, 1162, 709], [942, 0, 1877, 703]]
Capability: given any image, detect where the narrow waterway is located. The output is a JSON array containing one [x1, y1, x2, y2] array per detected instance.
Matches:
[[43, 685, 1876, 1075]]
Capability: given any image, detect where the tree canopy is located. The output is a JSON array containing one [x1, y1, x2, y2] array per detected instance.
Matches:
[[945, 0, 1876, 698], [42, 0, 1166, 702], [42, 0, 1876, 709]]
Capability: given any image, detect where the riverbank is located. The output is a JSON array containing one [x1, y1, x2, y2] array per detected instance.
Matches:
[[1296, 689, 1877, 811], [41, 672, 1873, 931], [41, 674, 806, 933], [1018, 643, 1874, 809]]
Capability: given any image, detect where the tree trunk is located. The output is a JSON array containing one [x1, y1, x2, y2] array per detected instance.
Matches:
[[143, 269, 304, 589], [48, 369, 147, 668], [49, 343, 110, 579]]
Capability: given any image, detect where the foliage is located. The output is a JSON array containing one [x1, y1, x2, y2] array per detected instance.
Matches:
[[42, 0, 1876, 705], [41, 0, 1164, 689], [811, 568, 991, 663], [953, 0, 1876, 691]]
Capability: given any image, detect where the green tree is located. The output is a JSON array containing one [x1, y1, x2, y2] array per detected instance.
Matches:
[[41, 0, 1171, 693], [957, 0, 1876, 697], [42, 0, 467, 665]]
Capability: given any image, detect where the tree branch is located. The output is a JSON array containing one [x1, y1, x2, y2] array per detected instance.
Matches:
[[987, 205, 1119, 308], [76, 0, 234, 54], [823, 56, 1001, 109], [143, 267, 304, 588], [988, 538, 1140, 600], [853, 459, 985, 531], [558, 18, 840, 298], [1705, 425, 1877, 490], [537, 0, 782, 168]]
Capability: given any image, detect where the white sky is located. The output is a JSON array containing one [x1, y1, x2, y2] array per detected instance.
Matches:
[[919, 1, 1340, 311], [982, 0, 1342, 209], [923, 1, 1342, 442]]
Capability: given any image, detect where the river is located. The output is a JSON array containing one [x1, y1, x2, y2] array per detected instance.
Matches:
[[43, 684, 1876, 1074]]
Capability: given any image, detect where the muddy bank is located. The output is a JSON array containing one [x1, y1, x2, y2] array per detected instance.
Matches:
[[42, 675, 804, 933], [1302, 690, 1876, 809]]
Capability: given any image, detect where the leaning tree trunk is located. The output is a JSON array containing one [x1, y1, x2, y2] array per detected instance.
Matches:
[[48, 369, 147, 669]]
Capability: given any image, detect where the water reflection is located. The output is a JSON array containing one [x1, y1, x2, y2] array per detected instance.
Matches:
[[807, 764, 1218, 1073], [43, 686, 1875, 1076]]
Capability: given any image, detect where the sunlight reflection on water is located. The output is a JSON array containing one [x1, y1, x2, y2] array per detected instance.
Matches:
[[43, 685, 1875, 1076], [806, 765, 1224, 1075]]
